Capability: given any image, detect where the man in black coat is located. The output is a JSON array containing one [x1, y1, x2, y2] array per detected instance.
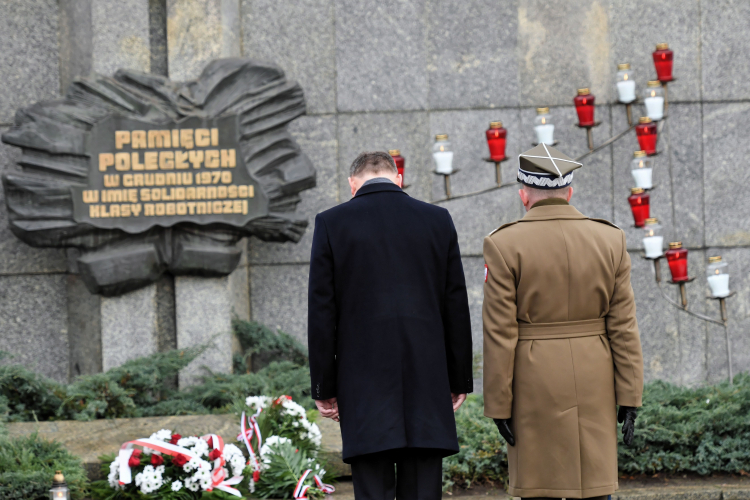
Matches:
[[308, 151, 473, 500]]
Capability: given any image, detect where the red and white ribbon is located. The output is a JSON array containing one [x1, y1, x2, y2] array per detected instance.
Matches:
[[117, 436, 243, 497], [238, 409, 263, 471], [293, 469, 335, 499]]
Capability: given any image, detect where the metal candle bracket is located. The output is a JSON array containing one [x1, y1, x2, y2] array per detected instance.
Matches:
[[617, 99, 638, 126], [482, 156, 511, 187], [575, 121, 602, 151], [644, 254, 738, 383], [434, 168, 461, 200]]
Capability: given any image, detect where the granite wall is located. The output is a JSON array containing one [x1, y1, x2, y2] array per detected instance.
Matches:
[[1, 0, 749, 389]]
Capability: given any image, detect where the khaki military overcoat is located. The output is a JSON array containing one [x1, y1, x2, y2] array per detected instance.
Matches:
[[483, 201, 644, 499]]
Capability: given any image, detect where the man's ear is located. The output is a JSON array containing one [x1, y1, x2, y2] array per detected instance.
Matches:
[[567, 187, 574, 202], [348, 177, 356, 196], [518, 188, 529, 206]]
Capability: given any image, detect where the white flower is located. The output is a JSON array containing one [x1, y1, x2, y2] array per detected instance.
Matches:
[[260, 435, 292, 468], [134, 464, 165, 494], [281, 399, 307, 418], [171, 480, 183, 491], [245, 395, 271, 410], [224, 444, 247, 477], [184, 478, 200, 492], [107, 458, 122, 489], [150, 429, 172, 441], [177, 436, 209, 457]]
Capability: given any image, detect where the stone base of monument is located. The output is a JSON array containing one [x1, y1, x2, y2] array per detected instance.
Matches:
[[5, 412, 351, 481]]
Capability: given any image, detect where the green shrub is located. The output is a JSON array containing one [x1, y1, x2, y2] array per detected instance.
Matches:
[[444, 374, 750, 489], [0, 433, 88, 500], [1, 319, 312, 422], [620, 373, 750, 475]]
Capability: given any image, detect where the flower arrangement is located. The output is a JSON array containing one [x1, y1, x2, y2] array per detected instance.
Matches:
[[238, 395, 334, 499], [92, 429, 252, 499]]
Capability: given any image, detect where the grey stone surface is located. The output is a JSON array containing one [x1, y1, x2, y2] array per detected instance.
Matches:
[[461, 255, 484, 357], [425, 0, 519, 110], [249, 115, 339, 264], [335, 0, 427, 112], [92, 0, 151, 76], [337, 111, 432, 202], [167, 0, 241, 81], [0, 274, 69, 383], [0, 134, 67, 274], [706, 246, 750, 383], [242, 0, 336, 115], [0, 0, 60, 123], [701, 0, 750, 101], [676, 249, 708, 385], [629, 251, 681, 384], [101, 284, 158, 371], [611, 109, 675, 251], [667, 104, 704, 248], [517, 0, 612, 106], [250, 264, 309, 342], [519, 105, 614, 221], [429, 109, 522, 201], [175, 262, 248, 386], [155, 274, 177, 353], [442, 187, 521, 257], [59, 0, 93, 92], [149, 0, 169, 76], [703, 102, 750, 247], [67, 274, 102, 379], [609, 0, 701, 102]]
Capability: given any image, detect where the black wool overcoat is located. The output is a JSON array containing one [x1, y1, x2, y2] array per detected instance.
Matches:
[[308, 181, 473, 462]]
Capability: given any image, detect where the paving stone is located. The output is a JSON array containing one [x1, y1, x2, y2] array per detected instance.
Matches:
[[428, 109, 522, 202], [335, 0, 427, 112], [250, 264, 309, 343], [425, 0, 519, 109], [0, 133, 67, 274], [249, 115, 339, 265], [517, 0, 613, 106], [0, 274, 69, 383], [703, 103, 750, 247], [700, 0, 750, 101], [167, 0, 241, 81], [242, 0, 335, 114], [337, 111, 432, 203], [609, 0, 701, 102], [92, 0, 150, 76], [0, 0, 60, 123]]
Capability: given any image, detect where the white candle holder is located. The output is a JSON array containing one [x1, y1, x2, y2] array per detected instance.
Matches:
[[615, 63, 636, 126]]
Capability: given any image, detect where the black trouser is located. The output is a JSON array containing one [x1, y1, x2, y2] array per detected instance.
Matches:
[[349, 448, 443, 500]]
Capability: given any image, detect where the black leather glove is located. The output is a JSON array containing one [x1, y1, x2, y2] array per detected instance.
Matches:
[[493, 418, 515, 446], [618, 406, 637, 447]]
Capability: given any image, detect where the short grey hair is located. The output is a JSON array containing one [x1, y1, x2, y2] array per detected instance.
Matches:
[[349, 151, 398, 177]]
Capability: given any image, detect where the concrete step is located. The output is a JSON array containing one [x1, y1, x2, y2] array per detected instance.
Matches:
[[5, 412, 351, 479]]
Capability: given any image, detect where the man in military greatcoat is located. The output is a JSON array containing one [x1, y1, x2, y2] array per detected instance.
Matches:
[[483, 144, 644, 500], [309, 151, 474, 500]]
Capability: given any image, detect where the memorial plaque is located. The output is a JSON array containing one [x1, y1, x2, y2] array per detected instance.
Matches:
[[2, 59, 316, 296], [70, 115, 268, 233]]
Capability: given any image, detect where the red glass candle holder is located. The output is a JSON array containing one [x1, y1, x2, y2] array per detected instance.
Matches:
[[636, 117, 658, 155], [574, 88, 596, 127], [666, 242, 689, 282], [389, 149, 405, 184], [653, 43, 674, 82], [486, 121, 507, 161], [628, 187, 650, 227]]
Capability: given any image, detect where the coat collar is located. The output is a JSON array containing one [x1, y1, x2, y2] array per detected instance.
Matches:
[[354, 182, 406, 198], [520, 203, 588, 222]]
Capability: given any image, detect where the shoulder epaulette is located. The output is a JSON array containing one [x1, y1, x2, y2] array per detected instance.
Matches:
[[488, 220, 520, 237], [588, 217, 620, 230]]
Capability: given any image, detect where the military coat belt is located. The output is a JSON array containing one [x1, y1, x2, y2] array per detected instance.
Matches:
[[482, 201, 644, 499]]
